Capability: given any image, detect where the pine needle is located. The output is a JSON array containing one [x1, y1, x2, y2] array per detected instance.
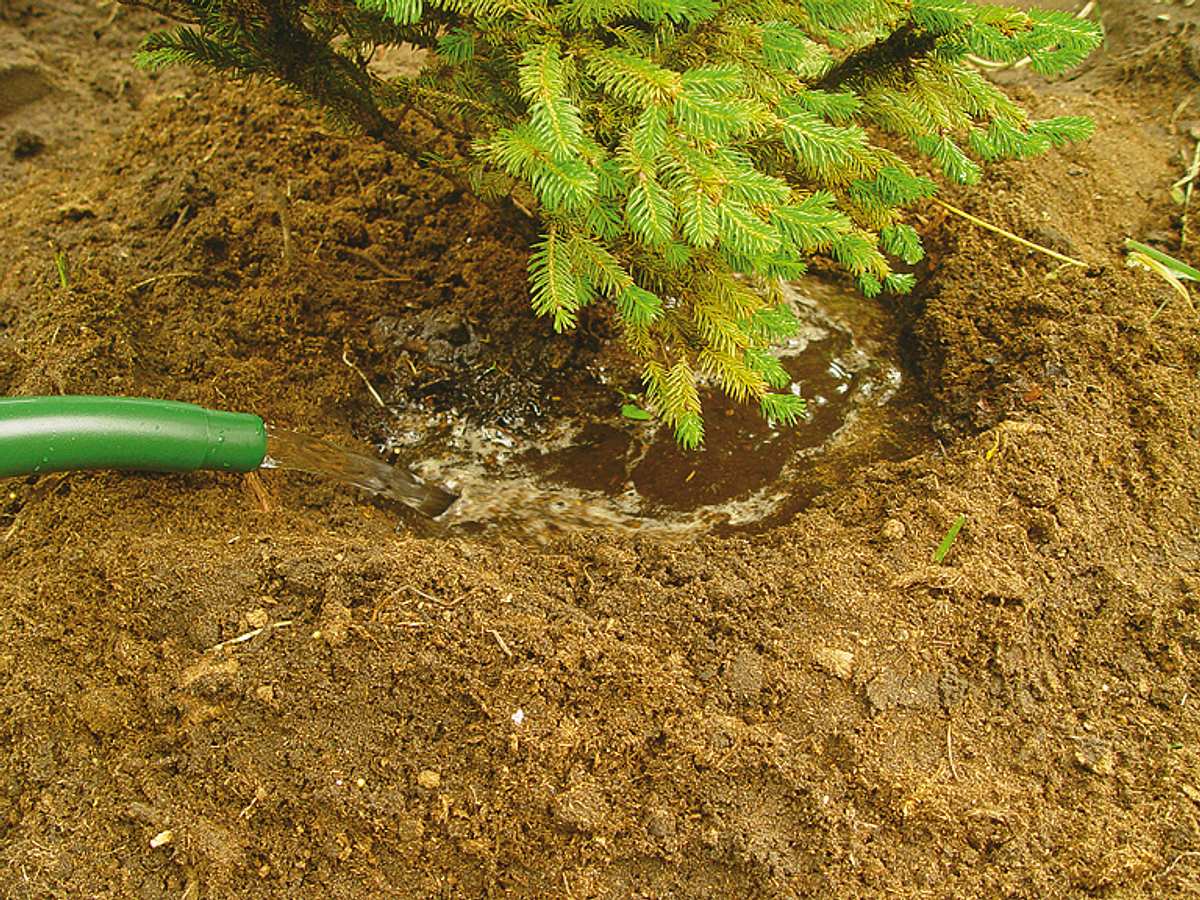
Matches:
[[967, 1, 1096, 71], [129, 271, 200, 291]]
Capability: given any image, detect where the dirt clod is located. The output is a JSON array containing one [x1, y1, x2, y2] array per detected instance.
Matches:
[[1075, 738, 1117, 776], [318, 599, 352, 647], [646, 808, 677, 839], [724, 648, 765, 703], [76, 685, 135, 736], [179, 655, 240, 696], [553, 775, 611, 833], [10, 129, 43, 159], [865, 663, 939, 713], [812, 646, 855, 680]]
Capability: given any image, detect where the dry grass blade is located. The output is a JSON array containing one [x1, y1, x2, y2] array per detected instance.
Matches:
[[932, 198, 1088, 268], [1124, 248, 1195, 320]]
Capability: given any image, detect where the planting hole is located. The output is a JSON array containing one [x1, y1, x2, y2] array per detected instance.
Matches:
[[379, 280, 932, 538]]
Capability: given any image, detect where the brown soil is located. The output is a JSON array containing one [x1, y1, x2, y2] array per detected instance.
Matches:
[[2, 1, 1200, 896]]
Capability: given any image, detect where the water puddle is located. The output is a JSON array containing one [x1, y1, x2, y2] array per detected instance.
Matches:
[[375, 280, 932, 539]]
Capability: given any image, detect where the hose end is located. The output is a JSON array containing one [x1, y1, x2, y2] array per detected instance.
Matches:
[[202, 409, 268, 472]]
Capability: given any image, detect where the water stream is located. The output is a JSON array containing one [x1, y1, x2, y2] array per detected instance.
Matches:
[[261, 427, 457, 518]]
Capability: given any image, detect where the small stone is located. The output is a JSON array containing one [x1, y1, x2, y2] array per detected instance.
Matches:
[[245, 608, 269, 629], [812, 647, 854, 680], [880, 518, 906, 542], [1074, 739, 1116, 776], [417, 770, 441, 790], [254, 684, 275, 704], [646, 808, 676, 839], [149, 829, 173, 849]]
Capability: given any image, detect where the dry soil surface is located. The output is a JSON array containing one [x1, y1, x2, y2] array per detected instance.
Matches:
[[2, 0, 1200, 896]]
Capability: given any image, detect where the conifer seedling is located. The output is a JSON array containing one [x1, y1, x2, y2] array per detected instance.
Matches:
[[130, 0, 1101, 447]]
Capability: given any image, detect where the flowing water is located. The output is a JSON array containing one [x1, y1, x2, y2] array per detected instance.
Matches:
[[261, 427, 457, 518]]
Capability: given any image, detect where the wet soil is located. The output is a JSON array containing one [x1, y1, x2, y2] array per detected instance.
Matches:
[[2, 0, 1200, 896]]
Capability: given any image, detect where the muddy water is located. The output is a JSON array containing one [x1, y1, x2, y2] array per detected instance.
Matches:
[[374, 280, 933, 540]]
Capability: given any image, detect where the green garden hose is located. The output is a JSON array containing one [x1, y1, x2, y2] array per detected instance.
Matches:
[[0, 396, 267, 478]]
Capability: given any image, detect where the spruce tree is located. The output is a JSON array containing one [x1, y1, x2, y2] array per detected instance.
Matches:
[[130, 0, 1100, 447]]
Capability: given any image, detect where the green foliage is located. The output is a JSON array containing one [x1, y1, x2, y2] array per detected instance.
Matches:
[[132, 0, 1100, 447], [620, 402, 654, 420], [933, 512, 967, 564]]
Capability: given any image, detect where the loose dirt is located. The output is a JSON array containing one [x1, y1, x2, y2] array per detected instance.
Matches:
[[1, 0, 1199, 896]]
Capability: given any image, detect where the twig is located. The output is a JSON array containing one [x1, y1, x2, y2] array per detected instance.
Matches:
[[1175, 140, 1200, 251], [339, 246, 410, 280], [510, 196, 535, 219], [931, 198, 1088, 268], [403, 585, 444, 604], [200, 139, 223, 165], [207, 620, 294, 653], [947, 724, 959, 781], [243, 471, 273, 512], [487, 629, 513, 658], [129, 271, 200, 291], [1170, 95, 1193, 130], [262, 183, 294, 267], [154, 203, 189, 257], [1158, 851, 1200, 880], [341, 347, 387, 408]]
